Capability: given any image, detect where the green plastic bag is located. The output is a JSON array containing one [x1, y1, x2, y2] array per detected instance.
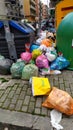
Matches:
[[10, 61, 25, 79], [22, 64, 38, 80]]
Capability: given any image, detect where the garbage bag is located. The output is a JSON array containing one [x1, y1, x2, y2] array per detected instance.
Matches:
[[45, 51, 57, 62], [42, 87, 73, 115], [0, 59, 13, 75], [38, 45, 47, 52], [32, 77, 51, 96], [36, 38, 43, 45], [36, 54, 49, 68], [40, 69, 61, 76], [50, 109, 63, 130], [10, 61, 25, 79], [22, 64, 38, 80], [32, 49, 42, 59], [0, 55, 5, 60], [46, 47, 56, 53], [50, 56, 70, 70], [41, 38, 52, 47], [20, 52, 32, 63], [30, 44, 39, 52]]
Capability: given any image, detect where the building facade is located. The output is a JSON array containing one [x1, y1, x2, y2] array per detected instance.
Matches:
[[42, 4, 48, 19], [24, 0, 37, 22], [35, 0, 39, 17], [0, 0, 24, 20]]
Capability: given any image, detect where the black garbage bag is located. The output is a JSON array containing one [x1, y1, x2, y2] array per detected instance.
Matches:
[[0, 59, 13, 75]]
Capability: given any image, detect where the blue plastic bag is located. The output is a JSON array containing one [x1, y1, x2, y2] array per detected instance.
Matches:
[[50, 56, 70, 70], [30, 44, 39, 52]]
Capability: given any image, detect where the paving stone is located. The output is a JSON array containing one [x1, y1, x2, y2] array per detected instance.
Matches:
[[61, 117, 73, 130], [30, 96, 36, 102], [54, 80, 59, 86], [65, 87, 71, 92], [15, 100, 23, 111], [23, 96, 30, 105], [70, 84, 73, 91], [49, 81, 54, 86], [2, 99, 11, 108], [12, 84, 18, 91], [22, 80, 29, 85], [22, 85, 28, 91], [8, 91, 15, 99], [9, 104, 15, 110], [15, 88, 22, 95], [4, 87, 11, 94], [26, 88, 32, 96], [11, 95, 19, 104], [18, 81, 25, 87], [34, 108, 41, 115], [0, 102, 3, 107], [58, 74, 63, 78], [0, 90, 4, 97], [35, 97, 42, 108], [6, 80, 16, 87], [28, 102, 35, 113], [59, 83, 65, 90], [54, 77, 58, 80], [42, 96, 47, 102], [41, 107, 48, 116], [0, 94, 8, 103], [19, 91, 25, 100], [0, 80, 2, 85], [0, 82, 9, 90], [59, 78, 64, 83], [47, 110, 51, 117], [64, 81, 70, 87], [21, 106, 28, 112]]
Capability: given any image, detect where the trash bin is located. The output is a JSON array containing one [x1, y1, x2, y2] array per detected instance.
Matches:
[[0, 20, 35, 59], [56, 12, 73, 70]]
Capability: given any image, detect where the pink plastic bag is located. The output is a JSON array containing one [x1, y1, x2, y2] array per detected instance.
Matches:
[[36, 54, 49, 68], [20, 52, 32, 63]]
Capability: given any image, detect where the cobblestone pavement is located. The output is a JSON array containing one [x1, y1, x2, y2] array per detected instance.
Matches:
[[0, 70, 73, 118]]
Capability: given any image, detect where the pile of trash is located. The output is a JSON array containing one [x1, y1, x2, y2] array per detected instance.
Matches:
[[30, 76, 73, 130], [0, 30, 72, 130], [0, 30, 70, 80]]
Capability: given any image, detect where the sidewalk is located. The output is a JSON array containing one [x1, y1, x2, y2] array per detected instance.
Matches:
[[0, 70, 73, 129]]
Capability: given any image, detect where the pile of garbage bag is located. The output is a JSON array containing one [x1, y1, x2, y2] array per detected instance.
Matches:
[[0, 30, 70, 79], [28, 30, 70, 76]]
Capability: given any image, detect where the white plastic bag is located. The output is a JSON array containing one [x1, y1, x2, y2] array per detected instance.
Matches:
[[45, 52, 56, 62], [50, 109, 63, 130], [38, 45, 47, 52]]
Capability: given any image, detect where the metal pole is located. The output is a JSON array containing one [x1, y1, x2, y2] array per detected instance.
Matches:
[[39, 0, 41, 30]]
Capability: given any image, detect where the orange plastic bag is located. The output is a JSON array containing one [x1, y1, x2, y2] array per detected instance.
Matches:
[[42, 87, 73, 115], [41, 38, 52, 47]]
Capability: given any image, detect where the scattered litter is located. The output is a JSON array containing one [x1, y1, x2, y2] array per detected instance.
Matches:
[[50, 109, 63, 130], [42, 87, 73, 115], [41, 69, 61, 75], [32, 77, 51, 96]]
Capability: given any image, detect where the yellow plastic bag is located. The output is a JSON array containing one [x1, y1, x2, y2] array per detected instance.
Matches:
[[42, 87, 73, 115], [32, 49, 42, 59], [32, 77, 51, 96]]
